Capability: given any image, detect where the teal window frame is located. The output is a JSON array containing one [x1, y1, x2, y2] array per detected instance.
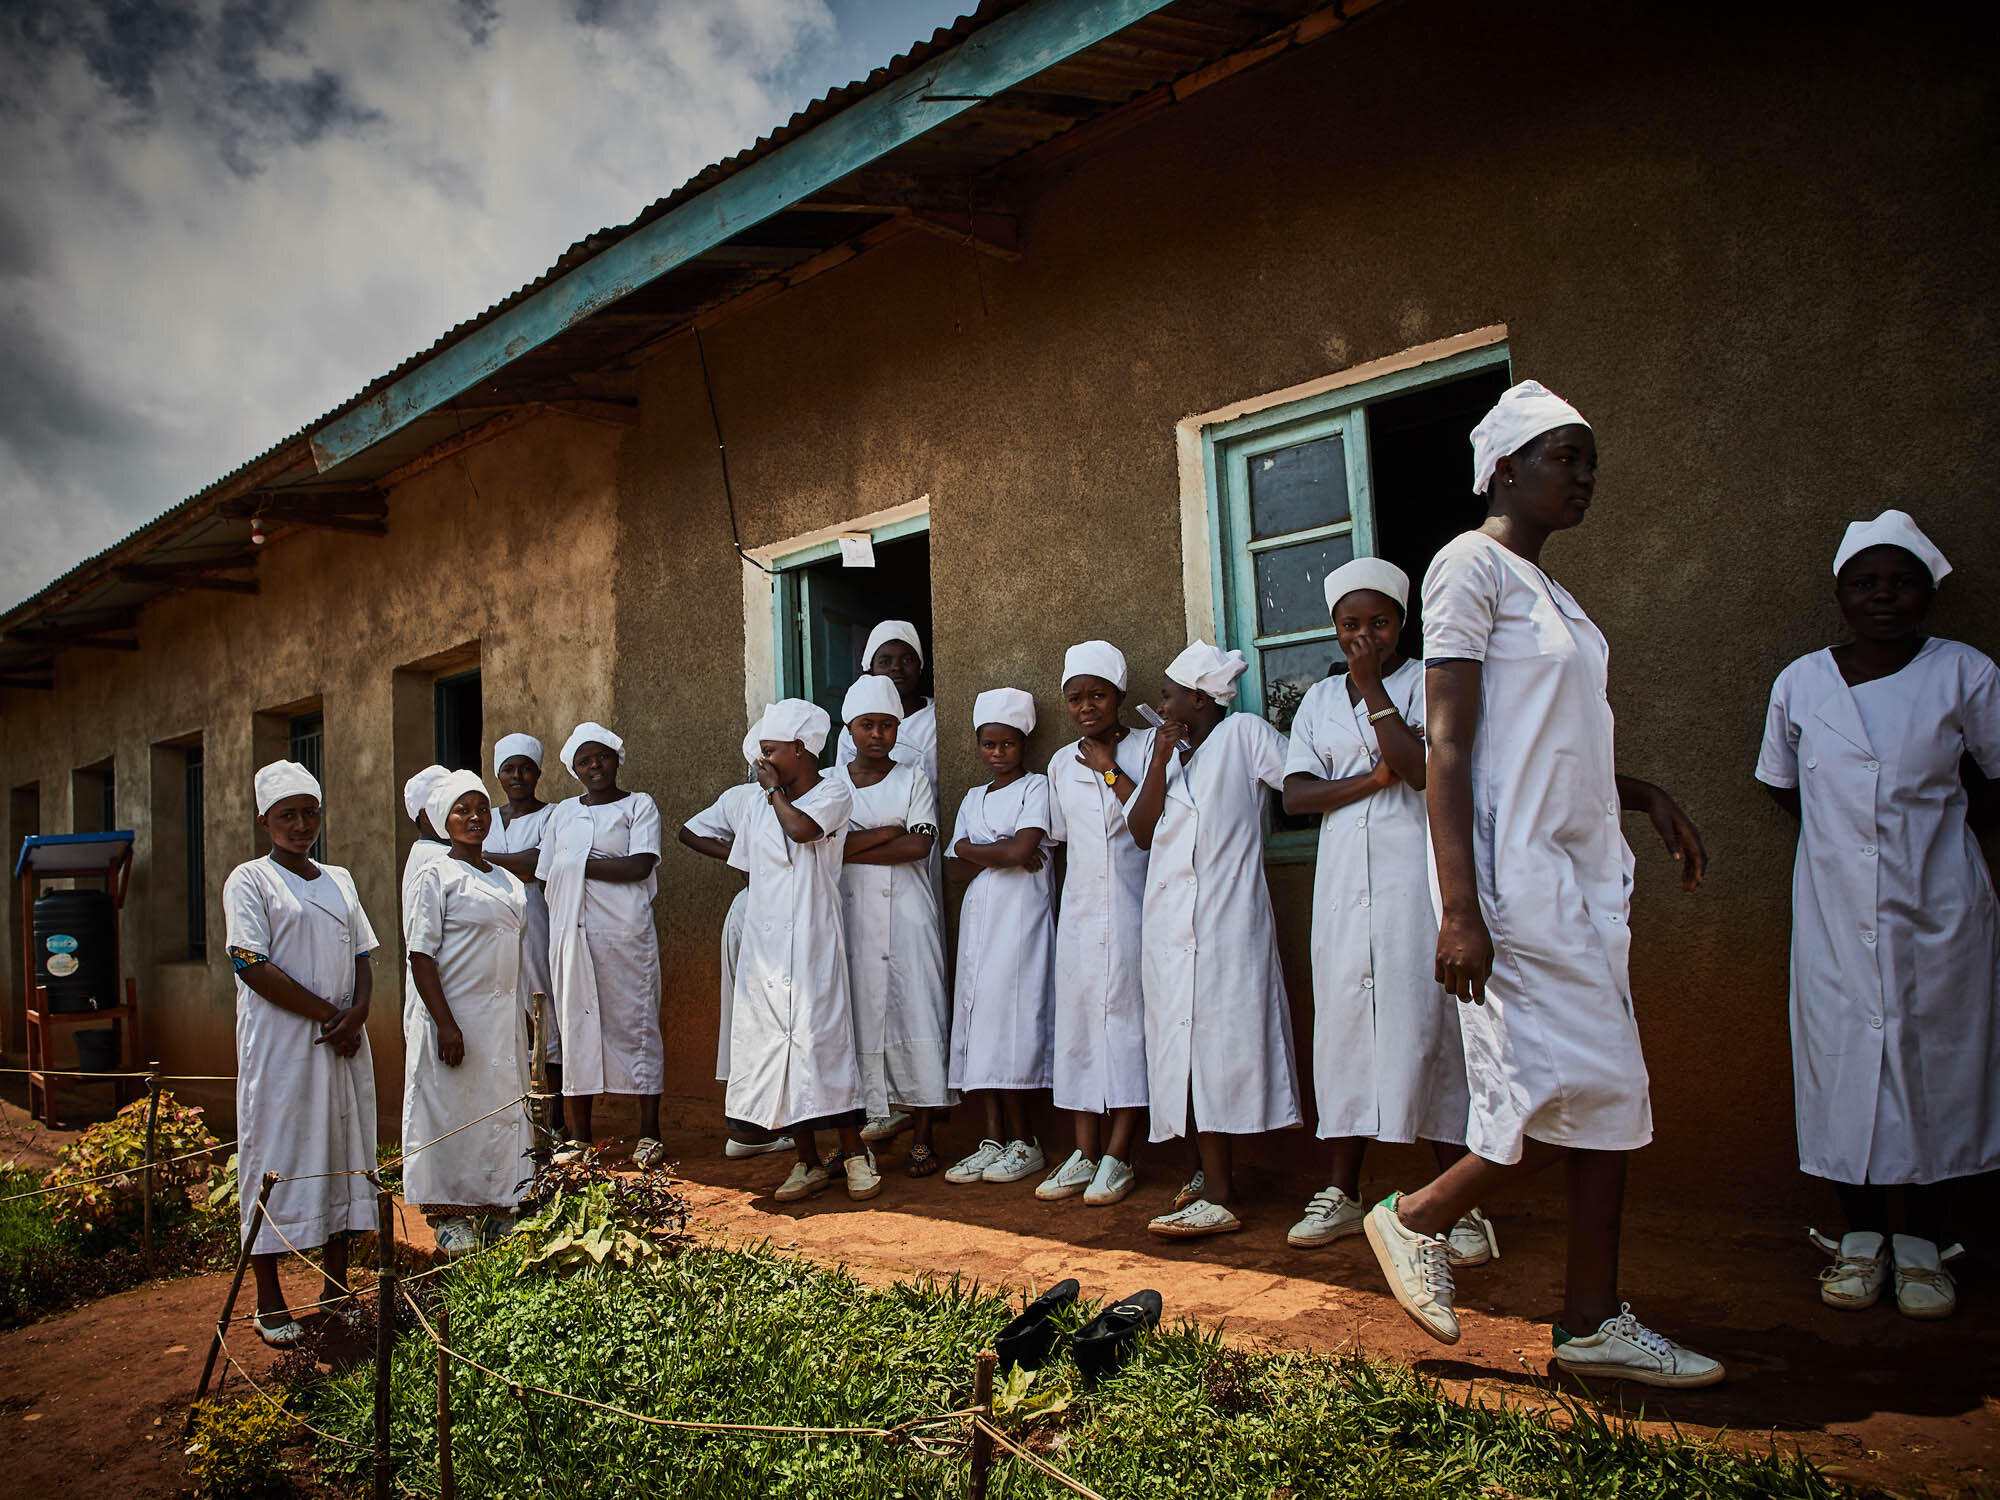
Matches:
[[1202, 342, 1511, 862], [771, 513, 932, 703]]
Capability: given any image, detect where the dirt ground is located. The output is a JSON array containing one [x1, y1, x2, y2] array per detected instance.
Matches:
[[4, 1094, 1995, 1497]]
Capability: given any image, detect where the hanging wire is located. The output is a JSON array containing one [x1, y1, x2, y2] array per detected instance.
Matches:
[[693, 325, 773, 576]]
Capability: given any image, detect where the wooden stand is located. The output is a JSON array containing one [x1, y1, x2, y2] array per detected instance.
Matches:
[[18, 834, 138, 1128]]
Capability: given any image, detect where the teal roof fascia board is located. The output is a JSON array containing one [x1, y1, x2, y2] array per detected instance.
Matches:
[[308, 0, 1178, 474]]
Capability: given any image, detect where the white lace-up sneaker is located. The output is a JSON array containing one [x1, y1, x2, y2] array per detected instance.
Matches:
[[1809, 1228, 1887, 1309], [1287, 1185, 1367, 1248], [1892, 1235, 1961, 1320], [774, 1161, 832, 1202], [860, 1112, 911, 1143], [1362, 1193, 1459, 1344], [1083, 1155, 1136, 1206], [1447, 1207, 1500, 1268], [1553, 1304, 1725, 1388], [983, 1138, 1046, 1184], [946, 1139, 1007, 1184], [1034, 1149, 1098, 1201], [433, 1216, 482, 1257]]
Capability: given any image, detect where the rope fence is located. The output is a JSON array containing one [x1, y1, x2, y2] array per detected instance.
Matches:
[[0, 1065, 239, 1082]]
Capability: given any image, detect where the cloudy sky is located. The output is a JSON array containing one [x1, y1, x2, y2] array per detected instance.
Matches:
[[0, 0, 972, 609]]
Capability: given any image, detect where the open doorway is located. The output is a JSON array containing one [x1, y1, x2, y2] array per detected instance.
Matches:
[[777, 530, 932, 722]]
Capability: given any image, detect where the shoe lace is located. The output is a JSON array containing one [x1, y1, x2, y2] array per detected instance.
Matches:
[[1600, 1304, 1676, 1360], [1818, 1253, 1880, 1285], [1414, 1233, 1453, 1300], [1899, 1262, 1956, 1292]]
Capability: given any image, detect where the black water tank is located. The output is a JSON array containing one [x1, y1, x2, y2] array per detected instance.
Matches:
[[33, 890, 117, 1013]]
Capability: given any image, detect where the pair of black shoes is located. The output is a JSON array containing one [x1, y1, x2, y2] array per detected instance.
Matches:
[[994, 1278, 1164, 1381]]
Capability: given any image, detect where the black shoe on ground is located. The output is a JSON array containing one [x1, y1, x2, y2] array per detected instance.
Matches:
[[995, 1278, 1081, 1372], [1072, 1289, 1163, 1381]]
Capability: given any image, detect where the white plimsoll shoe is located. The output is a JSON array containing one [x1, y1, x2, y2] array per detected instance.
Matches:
[[1171, 1171, 1207, 1212], [1362, 1193, 1459, 1344], [860, 1112, 911, 1144], [774, 1162, 832, 1202], [843, 1149, 883, 1201], [983, 1138, 1046, 1184], [631, 1137, 669, 1170], [1553, 1304, 1725, 1388], [724, 1134, 795, 1159], [1287, 1185, 1366, 1248], [433, 1216, 482, 1257], [945, 1139, 1006, 1184], [1447, 1207, 1500, 1268], [551, 1141, 588, 1166], [1083, 1155, 1136, 1206], [1147, 1199, 1243, 1238], [1809, 1228, 1887, 1309], [1035, 1149, 1098, 1201], [1892, 1235, 1962, 1320]]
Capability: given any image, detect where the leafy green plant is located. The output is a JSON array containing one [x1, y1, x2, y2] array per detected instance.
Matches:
[[184, 1397, 296, 1498], [207, 1152, 239, 1215], [514, 1183, 662, 1276], [44, 1092, 222, 1236]]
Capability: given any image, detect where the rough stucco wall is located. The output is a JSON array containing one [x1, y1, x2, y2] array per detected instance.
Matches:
[[0, 413, 622, 1134], [614, 0, 1998, 1205]]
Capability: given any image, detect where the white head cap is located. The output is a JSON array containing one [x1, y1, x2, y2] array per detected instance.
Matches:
[[1323, 557, 1411, 616], [1833, 509, 1951, 584], [255, 760, 322, 817], [972, 687, 1036, 736], [842, 674, 905, 725], [424, 769, 489, 841], [1469, 378, 1590, 495], [560, 722, 625, 775], [760, 698, 832, 757], [862, 620, 924, 669], [493, 733, 542, 774], [403, 765, 450, 825], [1061, 640, 1128, 692], [1165, 641, 1250, 705], [741, 712, 767, 767]]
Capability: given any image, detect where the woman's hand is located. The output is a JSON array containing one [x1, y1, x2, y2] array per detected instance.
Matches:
[[1370, 758, 1398, 789], [317, 1004, 368, 1058], [1646, 789, 1707, 893], [753, 757, 781, 791], [1152, 719, 1188, 762], [436, 1020, 466, 1068], [1435, 909, 1494, 1004], [1342, 633, 1385, 695], [1076, 737, 1118, 775]]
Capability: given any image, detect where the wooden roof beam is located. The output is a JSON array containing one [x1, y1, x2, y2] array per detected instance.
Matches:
[[802, 171, 1016, 219], [115, 556, 260, 594], [6, 627, 139, 652]]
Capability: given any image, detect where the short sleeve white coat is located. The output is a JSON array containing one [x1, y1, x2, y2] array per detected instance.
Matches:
[[949, 774, 1056, 1092], [687, 782, 759, 1082], [485, 801, 558, 1063]]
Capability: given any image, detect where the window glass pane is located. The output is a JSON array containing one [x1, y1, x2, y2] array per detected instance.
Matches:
[[1258, 637, 1340, 735], [1254, 534, 1354, 637], [1248, 433, 1348, 539]]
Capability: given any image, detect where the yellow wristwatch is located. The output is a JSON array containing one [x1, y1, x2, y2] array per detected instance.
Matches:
[[1102, 769, 1119, 788]]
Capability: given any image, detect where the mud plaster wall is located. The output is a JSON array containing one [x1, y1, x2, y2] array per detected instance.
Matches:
[[0, 413, 623, 1132], [613, 0, 1999, 1209]]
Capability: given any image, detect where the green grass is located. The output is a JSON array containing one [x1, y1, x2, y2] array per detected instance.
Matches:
[[307, 1242, 1847, 1500]]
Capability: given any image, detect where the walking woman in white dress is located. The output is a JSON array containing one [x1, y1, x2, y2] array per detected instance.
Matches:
[[536, 722, 667, 1168], [1281, 559, 1493, 1269], [223, 761, 379, 1346], [1126, 642, 1301, 1240], [1757, 509, 2000, 1320], [1361, 379, 1722, 1389], [832, 675, 954, 1177], [402, 770, 535, 1255], [482, 732, 563, 1135], [1036, 641, 1152, 1208], [944, 688, 1056, 1187]]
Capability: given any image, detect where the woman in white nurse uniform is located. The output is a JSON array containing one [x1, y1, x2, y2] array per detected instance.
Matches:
[[837, 621, 942, 900], [1126, 642, 1301, 1240], [1361, 380, 1722, 1390], [482, 733, 562, 1130], [1281, 558, 1493, 1269], [402, 771, 534, 1256], [224, 761, 379, 1346], [1758, 510, 2000, 1320], [535, 722, 666, 1167], [1036, 641, 1153, 1208]]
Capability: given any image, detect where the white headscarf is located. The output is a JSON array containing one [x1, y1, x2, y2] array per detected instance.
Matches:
[[1323, 557, 1411, 616], [972, 687, 1036, 736], [842, 675, 905, 725], [255, 760, 321, 817], [1469, 378, 1590, 495], [424, 769, 489, 842], [759, 699, 831, 756], [493, 733, 542, 772], [1833, 509, 1952, 584], [1061, 640, 1128, 692], [560, 722, 625, 773], [1165, 641, 1249, 705], [863, 620, 925, 669], [403, 765, 450, 824]]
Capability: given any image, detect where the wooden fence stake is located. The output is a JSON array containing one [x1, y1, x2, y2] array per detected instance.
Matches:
[[140, 1065, 162, 1278], [966, 1348, 997, 1500], [435, 1299, 455, 1500], [373, 1186, 397, 1500], [530, 991, 550, 1157], [189, 1171, 277, 1430]]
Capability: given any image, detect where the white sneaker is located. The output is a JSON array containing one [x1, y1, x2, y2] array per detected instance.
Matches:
[[1892, 1235, 1961, 1320], [433, 1216, 482, 1257], [1362, 1194, 1459, 1344], [1034, 1149, 1097, 1201], [946, 1139, 1006, 1184], [983, 1138, 1046, 1184], [843, 1149, 883, 1201], [1148, 1199, 1242, 1238], [551, 1141, 588, 1166], [774, 1162, 832, 1202], [860, 1112, 911, 1143], [1083, 1155, 1136, 1206], [1447, 1207, 1500, 1268], [724, 1134, 795, 1159], [1171, 1171, 1207, 1212], [1287, 1185, 1366, 1248], [1809, 1228, 1887, 1309], [1553, 1304, 1725, 1388], [631, 1137, 669, 1170]]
